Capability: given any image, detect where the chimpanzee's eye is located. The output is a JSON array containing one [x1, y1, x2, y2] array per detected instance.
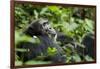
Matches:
[[49, 28, 51, 29], [43, 22, 48, 26]]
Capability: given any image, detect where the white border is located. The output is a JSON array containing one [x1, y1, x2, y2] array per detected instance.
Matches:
[[0, 0, 99, 69]]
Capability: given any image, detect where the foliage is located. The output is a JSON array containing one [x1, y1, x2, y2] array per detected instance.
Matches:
[[15, 31, 40, 46], [47, 47, 57, 56], [15, 3, 95, 65]]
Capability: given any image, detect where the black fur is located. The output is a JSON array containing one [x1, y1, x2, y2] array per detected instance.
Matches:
[[16, 19, 66, 63]]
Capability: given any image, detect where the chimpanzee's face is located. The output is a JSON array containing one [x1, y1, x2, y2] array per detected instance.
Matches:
[[39, 19, 56, 36]]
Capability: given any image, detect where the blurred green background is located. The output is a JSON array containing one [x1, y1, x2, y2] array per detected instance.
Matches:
[[15, 3, 95, 66]]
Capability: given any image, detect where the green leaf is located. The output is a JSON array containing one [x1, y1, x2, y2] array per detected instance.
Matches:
[[72, 54, 81, 62], [15, 48, 28, 52], [25, 60, 51, 65], [15, 61, 23, 66], [47, 47, 57, 56], [85, 55, 94, 61], [34, 10, 39, 19]]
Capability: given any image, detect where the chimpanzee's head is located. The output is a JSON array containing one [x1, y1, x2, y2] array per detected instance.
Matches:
[[24, 18, 57, 38]]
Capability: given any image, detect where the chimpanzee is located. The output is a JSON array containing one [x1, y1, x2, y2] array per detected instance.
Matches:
[[16, 18, 66, 64], [74, 33, 95, 60], [82, 33, 95, 58], [72, 8, 95, 59]]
